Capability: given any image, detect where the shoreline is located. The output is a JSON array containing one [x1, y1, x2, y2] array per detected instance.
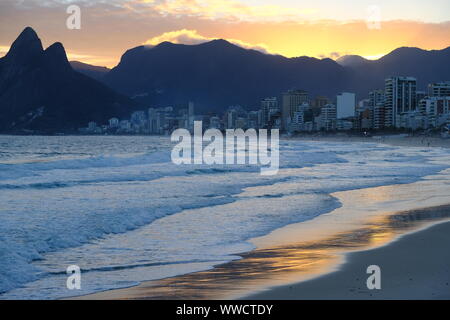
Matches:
[[71, 138, 450, 300], [246, 219, 450, 299], [76, 201, 450, 300], [289, 134, 450, 149]]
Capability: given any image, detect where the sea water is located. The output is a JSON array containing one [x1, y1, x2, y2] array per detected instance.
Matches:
[[0, 135, 449, 299]]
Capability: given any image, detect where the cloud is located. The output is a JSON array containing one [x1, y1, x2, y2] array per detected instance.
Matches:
[[144, 29, 272, 54], [135, 0, 316, 22]]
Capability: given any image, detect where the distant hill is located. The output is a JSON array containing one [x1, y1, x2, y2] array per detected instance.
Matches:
[[346, 47, 450, 93], [103, 40, 350, 112], [1, 27, 449, 133], [336, 55, 370, 68], [70, 61, 110, 81], [0, 27, 136, 133], [103, 40, 450, 112]]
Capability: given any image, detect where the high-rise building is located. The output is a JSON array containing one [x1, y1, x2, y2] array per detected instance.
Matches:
[[282, 90, 308, 130], [261, 97, 278, 127], [318, 104, 337, 131], [373, 104, 386, 130], [209, 116, 221, 129], [227, 109, 237, 129], [336, 92, 356, 119], [428, 81, 450, 98], [420, 96, 450, 128], [384, 77, 417, 128], [188, 102, 195, 131], [108, 118, 119, 128], [356, 99, 372, 130], [248, 110, 261, 129], [368, 90, 384, 129], [312, 96, 330, 109], [369, 90, 385, 108], [148, 108, 157, 133]]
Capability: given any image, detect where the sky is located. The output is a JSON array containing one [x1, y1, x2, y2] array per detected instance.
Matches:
[[0, 0, 449, 67]]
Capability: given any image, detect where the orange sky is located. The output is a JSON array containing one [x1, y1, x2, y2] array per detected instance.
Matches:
[[0, 1, 449, 68]]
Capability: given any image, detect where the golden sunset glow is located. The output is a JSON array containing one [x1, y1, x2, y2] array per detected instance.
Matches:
[[0, 1, 449, 68]]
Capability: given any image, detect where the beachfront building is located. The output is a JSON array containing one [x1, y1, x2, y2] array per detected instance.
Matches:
[[428, 81, 450, 98], [316, 104, 337, 131], [420, 96, 450, 129], [336, 92, 356, 119], [312, 95, 330, 110], [336, 119, 354, 131], [282, 90, 309, 130], [235, 117, 247, 129], [384, 77, 417, 128], [108, 118, 119, 128], [188, 102, 195, 132], [373, 104, 386, 130], [356, 99, 373, 130], [148, 108, 157, 133], [247, 110, 261, 129], [288, 103, 314, 132], [209, 116, 221, 129], [261, 97, 278, 128], [396, 111, 427, 130]]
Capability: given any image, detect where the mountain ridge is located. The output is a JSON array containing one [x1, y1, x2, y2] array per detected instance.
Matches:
[[1, 28, 449, 132], [0, 27, 136, 134]]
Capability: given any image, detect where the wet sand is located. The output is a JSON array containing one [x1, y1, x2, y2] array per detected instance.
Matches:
[[247, 220, 450, 299], [76, 201, 450, 300], [292, 134, 450, 149], [74, 140, 450, 300]]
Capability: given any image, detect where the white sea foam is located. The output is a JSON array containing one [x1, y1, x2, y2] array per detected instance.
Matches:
[[0, 136, 449, 299]]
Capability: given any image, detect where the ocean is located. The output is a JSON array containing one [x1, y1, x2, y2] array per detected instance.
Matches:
[[0, 135, 449, 299]]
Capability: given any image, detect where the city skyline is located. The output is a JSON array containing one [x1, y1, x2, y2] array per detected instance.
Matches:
[[81, 79, 450, 136], [0, 0, 449, 67]]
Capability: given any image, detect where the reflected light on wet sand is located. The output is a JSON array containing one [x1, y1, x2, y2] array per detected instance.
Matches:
[[82, 203, 450, 300]]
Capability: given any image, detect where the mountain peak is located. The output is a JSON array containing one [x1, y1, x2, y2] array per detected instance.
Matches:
[[45, 42, 68, 59], [336, 55, 369, 67], [201, 39, 235, 48], [6, 27, 43, 61], [43, 42, 71, 72]]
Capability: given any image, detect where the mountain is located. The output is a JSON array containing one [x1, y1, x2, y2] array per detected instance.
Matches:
[[104, 40, 351, 112], [70, 61, 110, 81], [347, 47, 450, 93], [0, 27, 135, 134], [104, 41, 450, 112], [336, 55, 369, 68], [2, 28, 449, 133]]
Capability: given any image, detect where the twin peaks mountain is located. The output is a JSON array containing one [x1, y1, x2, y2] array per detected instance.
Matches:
[[1, 27, 450, 133], [0, 27, 134, 133]]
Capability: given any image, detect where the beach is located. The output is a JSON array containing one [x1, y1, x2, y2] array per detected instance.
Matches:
[[247, 220, 450, 300], [291, 134, 450, 149], [2, 135, 450, 300], [79, 163, 450, 300]]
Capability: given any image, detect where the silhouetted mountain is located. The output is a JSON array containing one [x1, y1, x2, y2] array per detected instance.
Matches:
[[336, 55, 369, 68], [70, 61, 110, 81], [348, 47, 450, 93], [104, 41, 450, 112], [104, 40, 351, 112], [2, 29, 449, 133], [0, 27, 135, 133]]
